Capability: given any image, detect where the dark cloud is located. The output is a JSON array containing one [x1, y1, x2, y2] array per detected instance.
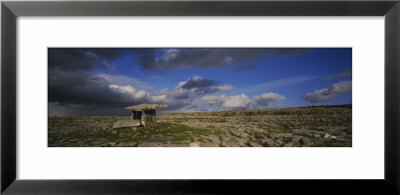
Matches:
[[235, 64, 256, 71], [303, 80, 352, 103], [181, 77, 219, 89], [48, 69, 138, 107], [48, 48, 125, 70], [326, 69, 352, 80], [134, 48, 313, 72], [48, 48, 144, 114], [171, 76, 233, 100]]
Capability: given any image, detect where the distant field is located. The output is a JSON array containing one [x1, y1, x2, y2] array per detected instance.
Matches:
[[48, 105, 352, 147]]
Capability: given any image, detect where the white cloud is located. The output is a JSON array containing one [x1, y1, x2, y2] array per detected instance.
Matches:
[[109, 84, 136, 95], [303, 80, 352, 103], [199, 92, 286, 110], [108, 84, 150, 101], [222, 94, 252, 108], [161, 49, 179, 61], [134, 90, 148, 100], [97, 73, 150, 90], [215, 84, 234, 92], [253, 92, 286, 106], [150, 95, 167, 102]]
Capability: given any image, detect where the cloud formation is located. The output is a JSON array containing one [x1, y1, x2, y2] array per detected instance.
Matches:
[[48, 48, 323, 116], [48, 48, 151, 111], [197, 92, 286, 110], [253, 92, 287, 106], [49, 48, 124, 70], [326, 69, 352, 80], [48, 69, 148, 108], [48, 71, 285, 115], [48, 73, 237, 115], [49, 48, 313, 73], [181, 76, 219, 89], [134, 48, 313, 72], [303, 80, 352, 103]]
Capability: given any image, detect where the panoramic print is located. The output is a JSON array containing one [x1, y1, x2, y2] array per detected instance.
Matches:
[[48, 48, 352, 147]]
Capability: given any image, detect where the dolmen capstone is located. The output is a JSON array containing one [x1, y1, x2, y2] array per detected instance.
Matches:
[[112, 104, 168, 129]]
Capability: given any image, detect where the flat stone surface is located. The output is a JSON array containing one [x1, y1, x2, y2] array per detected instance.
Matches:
[[112, 120, 141, 129], [49, 105, 352, 147], [125, 104, 168, 111]]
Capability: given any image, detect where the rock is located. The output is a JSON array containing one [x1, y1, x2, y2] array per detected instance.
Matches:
[[229, 129, 249, 139], [313, 134, 321, 138], [91, 141, 102, 146], [220, 134, 247, 147], [199, 135, 221, 146], [111, 131, 117, 135], [251, 129, 265, 133], [248, 141, 262, 147], [117, 142, 138, 147], [261, 138, 276, 147], [68, 138, 80, 143], [301, 137, 313, 145], [274, 139, 284, 146], [137, 142, 164, 147], [75, 141, 86, 147], [125, 104, 168, 110], [112, 120, 141, 129], [182, 140, 192, 144], [283, 142, 296, 147], [199, 142, 219, 147], [287, 135, 303, 143], [190, 142, 200, 147], [331, 136, 337, 139], [269, 133, 293, 138], [324, 133, 331, 138], [109, 142, 116, 147]]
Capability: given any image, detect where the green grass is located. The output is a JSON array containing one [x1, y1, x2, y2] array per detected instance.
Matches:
[[48, 122, 221, 146]]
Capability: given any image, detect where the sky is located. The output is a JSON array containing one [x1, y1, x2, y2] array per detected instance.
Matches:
[[48, 48, 352, 116]]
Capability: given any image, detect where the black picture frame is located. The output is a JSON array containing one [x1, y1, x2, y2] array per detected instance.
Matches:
[[1, 0, 399, 194]]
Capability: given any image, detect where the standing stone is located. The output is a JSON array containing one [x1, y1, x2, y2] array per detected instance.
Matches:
[[144, 109, 156, 123], [132, 110, 143, 120], [140, 114, 146, 127]]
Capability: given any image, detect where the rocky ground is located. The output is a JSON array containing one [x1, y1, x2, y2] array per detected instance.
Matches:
[[48, 105, 352, 147]]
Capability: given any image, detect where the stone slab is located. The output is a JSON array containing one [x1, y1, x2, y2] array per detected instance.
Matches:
[[112, 120, 141, 129], [125, 104, 167, 111]]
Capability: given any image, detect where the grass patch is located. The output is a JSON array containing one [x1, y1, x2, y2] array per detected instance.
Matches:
[[49, 122, 220, 146]]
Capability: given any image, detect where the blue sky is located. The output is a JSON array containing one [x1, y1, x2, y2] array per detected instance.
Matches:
[[48, 48, 352, 116]]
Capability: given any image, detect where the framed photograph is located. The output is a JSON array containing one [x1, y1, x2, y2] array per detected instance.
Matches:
[[47, 47, 352, 148], [2, 0, 399, 194]]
